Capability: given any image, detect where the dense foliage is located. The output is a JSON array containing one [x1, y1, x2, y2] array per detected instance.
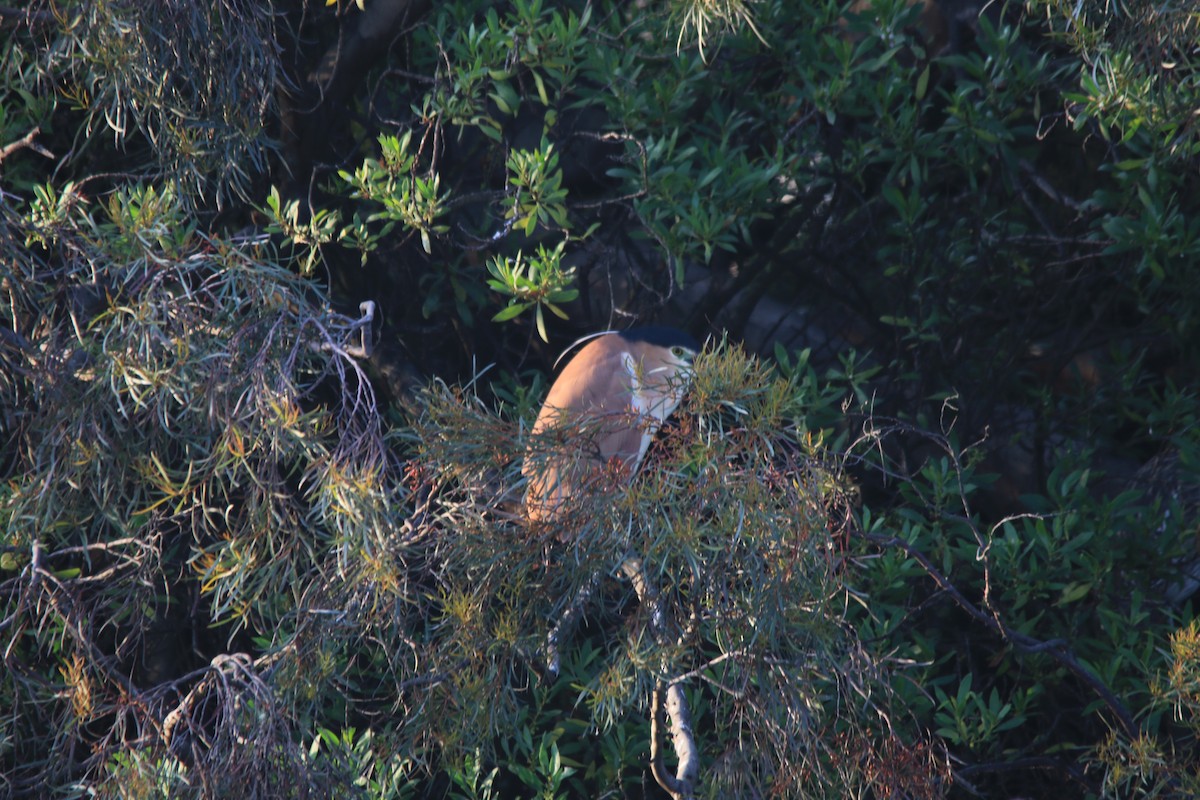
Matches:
[[1, 0, 1198, 797]]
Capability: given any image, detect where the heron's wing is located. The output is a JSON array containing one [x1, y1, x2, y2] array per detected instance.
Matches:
[[525, 340, 641, 521], [531, 340, 631, 431], [525, 413, 645, 521]]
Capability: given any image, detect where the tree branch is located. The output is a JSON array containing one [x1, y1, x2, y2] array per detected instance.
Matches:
[[857, 528, 1140, 739], [620, 555, 699, 799], [0, 127, 54, 164], [540, 570, 601, 678]]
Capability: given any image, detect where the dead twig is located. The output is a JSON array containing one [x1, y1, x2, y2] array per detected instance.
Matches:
[[0, 127, 54, 164]]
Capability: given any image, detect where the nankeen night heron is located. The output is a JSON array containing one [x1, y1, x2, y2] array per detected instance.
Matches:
[[523, 326, 701, 524]]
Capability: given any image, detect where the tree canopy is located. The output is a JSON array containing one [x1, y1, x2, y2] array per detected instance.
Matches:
[[1, 0, 1199, 797]]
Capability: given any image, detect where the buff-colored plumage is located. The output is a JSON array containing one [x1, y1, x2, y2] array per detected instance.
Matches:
[[523, 329, 697, 524]]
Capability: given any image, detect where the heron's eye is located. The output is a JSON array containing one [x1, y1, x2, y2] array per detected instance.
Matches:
[[671, 346, 686, 358]]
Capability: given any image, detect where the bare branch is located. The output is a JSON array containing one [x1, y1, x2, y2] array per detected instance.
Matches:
[[651, 682, 700, 799], [621, 555, 699, 798], [311, 299, 377, 359], [0, 127, 54, 164]]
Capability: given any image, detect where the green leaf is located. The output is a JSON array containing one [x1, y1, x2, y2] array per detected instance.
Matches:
[[489, 91, 513, 115], [547, 288, 578, 303], [881, 184, 907, 215], [1058, 582, 1092, 605], [533, 70, 550, 106], [421, 291, 440, 319], [492, 303, 530, 322], [698, 167, 723, 188], [916, 64, 931, 101]]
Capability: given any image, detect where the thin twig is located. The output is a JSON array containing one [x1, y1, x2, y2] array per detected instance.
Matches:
[[0, 6, 57, 27], [0, 127, 54, 164]]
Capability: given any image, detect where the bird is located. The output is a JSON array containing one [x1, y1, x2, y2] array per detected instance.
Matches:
[[523, 326, 701, 525]]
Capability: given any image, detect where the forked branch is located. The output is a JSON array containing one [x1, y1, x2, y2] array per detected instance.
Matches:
[[620, 555, 699, 799]]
